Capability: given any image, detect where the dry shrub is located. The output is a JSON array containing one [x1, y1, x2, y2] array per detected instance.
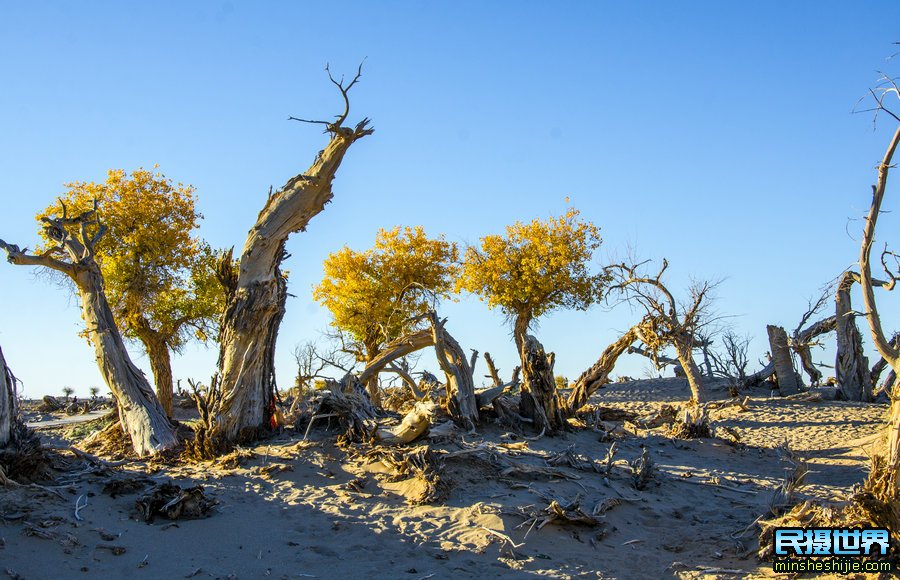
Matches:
[[0, 420, 49, 483], [372, 445, 449, 505], [668, 404, 712, 439]]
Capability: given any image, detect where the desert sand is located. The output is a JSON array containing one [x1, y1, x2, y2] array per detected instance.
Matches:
[[0, 378, 889, 579]]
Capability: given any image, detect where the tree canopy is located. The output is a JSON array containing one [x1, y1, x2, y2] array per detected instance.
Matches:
[[314, 226, 459, 357], [36, 168, 223, 413], [457, 207, 608, 349]]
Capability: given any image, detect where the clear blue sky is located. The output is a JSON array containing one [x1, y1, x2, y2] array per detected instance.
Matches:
[[2, 1, 900, 397]]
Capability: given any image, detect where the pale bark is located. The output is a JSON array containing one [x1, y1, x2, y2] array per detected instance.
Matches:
[[1, 207, 177, 457], [376, 401, 435, 444], [519, 335, 564, 432], [0, 346, 14, 448], [766, 325, 800, 395], [566, 325, 639, 414], [213, 113, 373, 442], [835, 272, 870, 401], [858, 122, 900, 499]]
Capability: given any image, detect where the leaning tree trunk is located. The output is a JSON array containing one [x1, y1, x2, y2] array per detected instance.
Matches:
[[1, 204, 178, 457], [835, 272, 870, 401], [134, 323, 175, 417], [0, 346, 14, 448], [766, 324, 801, 395], [74, 266, 178, 456], [363, 342, 383, 407], [429, 316, 478, 429], [566, 325, 639, 414], [673, 335, 708, 403], [792, 316, 836, 386], [519, 335, 565, 433], [213, 118, 373, 443]]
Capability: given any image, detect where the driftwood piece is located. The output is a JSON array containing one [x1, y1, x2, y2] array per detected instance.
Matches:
[[376, 401, 435, 445]]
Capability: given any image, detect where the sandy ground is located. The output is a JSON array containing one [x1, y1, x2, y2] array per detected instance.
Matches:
[[0, 378, 890, 579]]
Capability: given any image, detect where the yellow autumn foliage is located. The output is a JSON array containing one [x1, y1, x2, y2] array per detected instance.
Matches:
[[314, 226, 459, 357], [457, 207, 607, 338], [36, 168, 223, 351]]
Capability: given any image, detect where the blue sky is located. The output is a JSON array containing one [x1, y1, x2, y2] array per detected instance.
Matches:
[[2, 1, 900, 397]]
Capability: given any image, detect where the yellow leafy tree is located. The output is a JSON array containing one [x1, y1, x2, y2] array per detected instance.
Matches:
[[36, 168, 224, 416], [458, 207, 608, 353], [313, 226, 459, 403]]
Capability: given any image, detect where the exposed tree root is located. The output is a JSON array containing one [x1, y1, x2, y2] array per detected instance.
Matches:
[[368, 445, 449, 505], [667, 404, 712, 439], [0, 420, 49, 483]]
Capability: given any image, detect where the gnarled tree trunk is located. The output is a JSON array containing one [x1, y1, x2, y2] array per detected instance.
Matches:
[[566, 325, 639, 414], [429, 316, 478, 428], [1, 205, 177, 457], [835, 272, 870, 401], [767, 324, 800, 395], [792, 316, 836, 386], [213, 112, 373, 443], [519, 335, 564, 433]]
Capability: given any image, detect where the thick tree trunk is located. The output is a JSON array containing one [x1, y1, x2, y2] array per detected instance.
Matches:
[[766, 324, 801, 395], [0, 346, 14, 448], [870, 335, 900, 391], [566, 325, 639, 414], [519, 335, 565, 432], [214, 118, 372, 442], [135, 325, 175, 417], [673, 336, 708, 403], [74, 267, 178, 456], [835, 273, 870, 401], [792, 316, 835, 386]]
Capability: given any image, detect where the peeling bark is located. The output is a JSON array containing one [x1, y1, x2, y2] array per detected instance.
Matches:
[[213, 101, 373, 442], [566, 325, 639, 414], [519, 335, 564, 432], [767, 325, 800, 395]]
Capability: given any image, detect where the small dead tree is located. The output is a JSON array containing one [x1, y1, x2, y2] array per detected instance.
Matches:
[[211, 65, 373, 443], [709, 328, 752, 386], [0, 202, 177, 457], [606, 260, 714, 403], [519, 335, 565, 432]]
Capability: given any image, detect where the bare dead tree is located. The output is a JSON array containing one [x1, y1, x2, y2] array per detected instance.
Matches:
[[519, 335, 565, 432], [211, 65, 373, 444], [789, 287, 836, 387], [0, 202, 177, 456], [856, 79, 900, 517], [709, 328, 752, 385], [606, 260, 715, 403]]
